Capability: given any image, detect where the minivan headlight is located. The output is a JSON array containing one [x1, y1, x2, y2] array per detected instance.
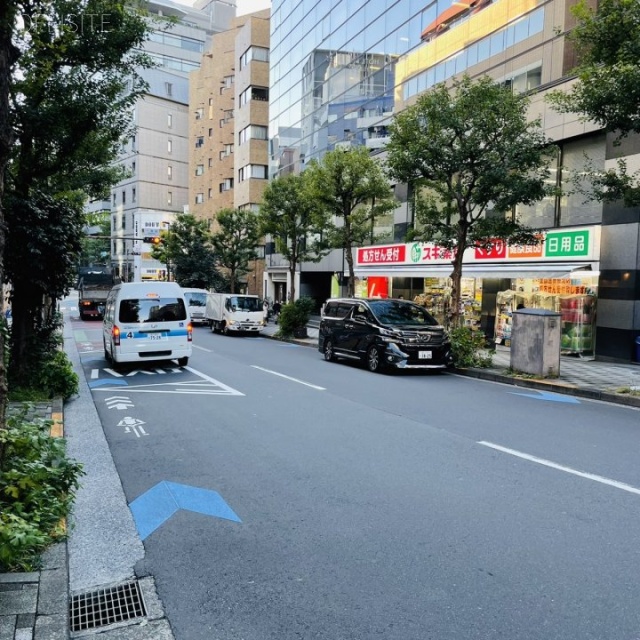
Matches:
[[380, 327, 400, 342]]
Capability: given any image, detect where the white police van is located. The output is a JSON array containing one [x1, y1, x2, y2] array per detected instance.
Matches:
[[103, 282, 192, 367]]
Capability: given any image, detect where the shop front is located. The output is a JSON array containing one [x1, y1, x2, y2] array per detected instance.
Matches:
[[354, 225, 601, 356]]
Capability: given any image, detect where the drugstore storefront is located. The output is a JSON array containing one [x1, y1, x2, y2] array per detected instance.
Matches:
[[354, 226, 601, 356]]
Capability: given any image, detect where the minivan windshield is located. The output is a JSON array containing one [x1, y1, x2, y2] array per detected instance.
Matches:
[[227, 296, 262, 312], [119, 298, 187, 323], [185, 292, 207, 307], [368, 300, 439, 327]]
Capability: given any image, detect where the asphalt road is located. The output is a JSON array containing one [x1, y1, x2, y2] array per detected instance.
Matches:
[[69, 299, 640, 640]]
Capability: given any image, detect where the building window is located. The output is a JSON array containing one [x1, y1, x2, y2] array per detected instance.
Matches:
[[132, 188, 136, 203], [208, 128, 213, 137], [195, 136, 204, 148], [208, 158, 213, 167], [219, 143, 234, 160], [112, 193, 116, 205], [239, 45, 269, 70], [208, 98, 213, 106], [167, 191, 172, 205], [168, 139, 172, 153], [195, 164, 204, 176], [122, 190, 126, 204], [238, 164, 268, 181], [167, 113, 172, 128], [208, 188, 213, 198], [165, 82, 172, 97], [195, 107, 204, 120], [239, 86, 269, 107], [130, 135, 136, 151], [239, 125, 268, 145], [167, 165, 172, 180], [195, 193, 204, 204], [131, 161, 136, 174], [219, 178, 234, 192]]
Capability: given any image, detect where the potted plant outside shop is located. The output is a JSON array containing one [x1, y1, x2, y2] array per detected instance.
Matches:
[[277, 297, 315, 338]]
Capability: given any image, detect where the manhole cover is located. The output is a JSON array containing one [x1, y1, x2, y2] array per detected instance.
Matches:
[[69, 580, 146, 632]]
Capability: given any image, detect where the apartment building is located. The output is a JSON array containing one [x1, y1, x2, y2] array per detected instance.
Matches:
[[190, 9, 270, 296], [109, 0, 235, 282], [269, 0, 639, 362]]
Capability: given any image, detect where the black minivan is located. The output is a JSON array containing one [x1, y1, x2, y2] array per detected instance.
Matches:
[[318, 297, 453, 373]]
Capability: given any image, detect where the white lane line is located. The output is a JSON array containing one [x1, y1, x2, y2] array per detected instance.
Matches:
[[184, 365, 244, 395], [479, 441, 640, 497], [193, 345, 213, 352], [251, 365, 326, 390]]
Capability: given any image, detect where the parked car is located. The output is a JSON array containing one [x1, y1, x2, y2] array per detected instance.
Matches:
[[318, 297, 453, 373]]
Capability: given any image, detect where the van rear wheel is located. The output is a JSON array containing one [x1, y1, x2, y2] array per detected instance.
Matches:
[[178, 357, 189, 367]]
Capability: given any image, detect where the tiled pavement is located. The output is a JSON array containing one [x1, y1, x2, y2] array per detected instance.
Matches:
[[1, 324, 638, 640]]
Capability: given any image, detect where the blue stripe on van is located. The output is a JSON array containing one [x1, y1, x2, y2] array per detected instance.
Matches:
[[121, 329, 189, 340]]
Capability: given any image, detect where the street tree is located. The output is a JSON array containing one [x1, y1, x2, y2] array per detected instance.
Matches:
[[547, 0, 640, 206], [304, 146, 396, 297], [0, 0, 18, 443], [385, 75, 554, 327], [150, 214, 224, 289], [258, 173, 331, 302], [4, 0, 152, 388], [80, 212, 111, 267], [211, 208, 260, 293]]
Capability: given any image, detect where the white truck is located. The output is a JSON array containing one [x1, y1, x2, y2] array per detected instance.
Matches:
[[205, 293, 266, 335]]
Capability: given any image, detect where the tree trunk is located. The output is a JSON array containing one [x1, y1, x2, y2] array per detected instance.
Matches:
[[0, 1, 16, 461], [8, 285, 41, 390], [289, 262, 296, 303], [449, 229, 468, 328], [230, 268, 236, 293], [345, 247, 355, 297]]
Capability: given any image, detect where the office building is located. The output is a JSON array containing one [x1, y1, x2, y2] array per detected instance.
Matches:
[[269, 0, 639, 362], [109, 0, 235, 282], [190, 9, 270, 295]]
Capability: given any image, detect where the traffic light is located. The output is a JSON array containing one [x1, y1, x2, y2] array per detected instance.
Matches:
[[143, 236, 163, 245]]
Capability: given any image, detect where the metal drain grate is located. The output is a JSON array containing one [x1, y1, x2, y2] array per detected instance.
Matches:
[[69, 580, 147, 632]]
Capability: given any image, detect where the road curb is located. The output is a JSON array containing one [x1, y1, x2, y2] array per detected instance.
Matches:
[[454, 367, 640, 408]]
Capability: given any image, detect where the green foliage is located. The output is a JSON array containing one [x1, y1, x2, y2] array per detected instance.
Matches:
[[259, 173, 331, 301], [153, 214, 223, 289], [211, 209, 261, 293], [277, 297, 315, 337], [386, 75, 553, 326], [36, 351, 79, 400], [5, 0, 154, 385], [0, 408, 84, 571], [80, 212, 111, 267], [305, 147, 396, 296], [8, 316, 78, 399], [547, 0, 640, 136], [546, 0, 640, 206], [449, 327, 494, 369]]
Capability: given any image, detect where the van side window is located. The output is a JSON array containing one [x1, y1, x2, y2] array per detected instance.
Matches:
[[336, 303, 353, 318]]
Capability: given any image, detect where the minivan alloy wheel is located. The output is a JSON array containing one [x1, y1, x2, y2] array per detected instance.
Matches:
[[367, 345, 382, 372], [324, 339, 336, 362]]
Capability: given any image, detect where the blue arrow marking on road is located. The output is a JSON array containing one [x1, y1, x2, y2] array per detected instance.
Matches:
[[509, 390, 580, 404], [89, 379, 128, 388], [129, 481, 241, 541]]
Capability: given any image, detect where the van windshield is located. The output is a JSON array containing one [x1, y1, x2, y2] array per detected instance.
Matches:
[[185, 292, 207, 307], [228, 296, 262, 312], [119, 298, 187, 323], [368, 300, 439, 327]]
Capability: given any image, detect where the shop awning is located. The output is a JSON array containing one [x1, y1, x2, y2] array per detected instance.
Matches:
[[354, 262, 600, 279]]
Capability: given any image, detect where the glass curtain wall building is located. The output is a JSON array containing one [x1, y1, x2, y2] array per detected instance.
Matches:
[[269, 0, 640, 362]]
